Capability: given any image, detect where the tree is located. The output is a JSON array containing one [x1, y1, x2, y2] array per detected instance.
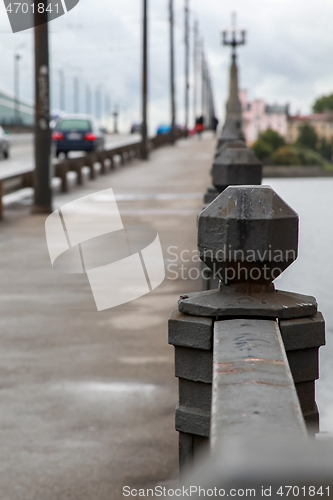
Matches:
[[251, 129, 285, 162], [313, 94, 333, 113], [297, 124, 318, 150], [252, 138, 273, 161], [271, 145, 326, 167], [318, 137, 333, 161], [271, 146, 301, 166], [258, 129, 285, 151], [296, 146, 327, 166]]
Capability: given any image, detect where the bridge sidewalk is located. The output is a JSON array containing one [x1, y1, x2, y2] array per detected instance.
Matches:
[[0, 133, 215, 500]]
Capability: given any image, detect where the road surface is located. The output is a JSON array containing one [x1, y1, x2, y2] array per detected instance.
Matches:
[[0, 132, 140, 171], [0, 133, 214, 500]]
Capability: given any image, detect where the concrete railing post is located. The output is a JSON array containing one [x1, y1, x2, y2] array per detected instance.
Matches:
[[203, 30, 262, 208], [169, 185, 325, 471], [204, 141, 262, 205], [202, 141, 263, 290], [202, 45, 263, 290]]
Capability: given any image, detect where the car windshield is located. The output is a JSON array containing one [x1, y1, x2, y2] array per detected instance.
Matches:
[[59, 119, 91, 132]]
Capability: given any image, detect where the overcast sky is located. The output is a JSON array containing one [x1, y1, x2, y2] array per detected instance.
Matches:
[[0, 0, 333, 132]]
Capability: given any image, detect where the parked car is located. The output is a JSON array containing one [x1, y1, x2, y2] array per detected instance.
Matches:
[[0, 126, 10, 159], [130, 123, 142, 134], [50, 111, 66, 130], [156, 124, 183, 135], [52, 115, 104, 157], [156, 124, 171, 135]]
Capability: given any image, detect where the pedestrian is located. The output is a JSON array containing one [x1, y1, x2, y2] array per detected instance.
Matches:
[[212, 116, 219, 135], [195, 115, 204, 140]]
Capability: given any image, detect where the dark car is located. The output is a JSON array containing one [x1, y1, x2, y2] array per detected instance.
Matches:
[[130, 123, 142, 134], [52, 115, 104, 157], [0, 126, 10, 159]]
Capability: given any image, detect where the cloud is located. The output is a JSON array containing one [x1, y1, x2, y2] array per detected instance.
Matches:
[[0, 0, 333, 130]]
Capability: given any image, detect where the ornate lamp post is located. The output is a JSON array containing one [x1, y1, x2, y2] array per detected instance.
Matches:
[[222, 12, 246, 61], [215, 12, 247, 151]]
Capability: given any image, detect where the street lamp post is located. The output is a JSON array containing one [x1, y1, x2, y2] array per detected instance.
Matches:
[[74, 77, 79, 113], [14, 53, 21, 125], [86, 84, 91, 115], [184, 0, 190, 134], [32, 2, 52, 214], [201, 40, 206, 119], [113, 107, 119, 134], [169, 0, 176, 144], [141, 0, 148, 159], [222, 12, 246, 62], [193, 20, 198, 126], [59, 69, 65, 111], [105, 95, 111, 117], [218, 12, 247, 146], [95, 86, 102, 120]]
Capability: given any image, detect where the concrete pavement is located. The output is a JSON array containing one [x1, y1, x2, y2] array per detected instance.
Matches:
[[0, 133, 214, 499]]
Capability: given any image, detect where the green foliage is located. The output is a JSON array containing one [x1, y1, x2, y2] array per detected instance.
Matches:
[[272, 145, 327, 167], [271, 146, 301, 166], [258, 129, 285, 150], [252, 138, 273, 161], [297, 124, 318, 150], [318, 137, 333, 161], [251, 129, 285, 161], [251, 125, 329, 167], [297, 147, 327, 166], [313, 94, 333, 113]]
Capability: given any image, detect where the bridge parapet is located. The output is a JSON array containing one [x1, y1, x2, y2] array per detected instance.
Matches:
[[168, 185, 325, 471]]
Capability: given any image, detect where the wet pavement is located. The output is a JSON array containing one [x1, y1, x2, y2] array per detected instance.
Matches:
[[0, 135, 332, 499], [0, 134, 212, 499]]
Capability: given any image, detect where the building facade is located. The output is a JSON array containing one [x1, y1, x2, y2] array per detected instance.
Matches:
[[0, 89, 34, 126], [286, 113, 333, 144], [239, 89, 289, 145]]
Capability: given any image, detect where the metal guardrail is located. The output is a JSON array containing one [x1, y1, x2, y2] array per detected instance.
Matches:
[[54, 141, 142, 193], [0, 130, 187, 219]]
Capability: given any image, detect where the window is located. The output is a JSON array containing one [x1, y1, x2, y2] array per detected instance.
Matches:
[[59, 119, 91, 132]]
